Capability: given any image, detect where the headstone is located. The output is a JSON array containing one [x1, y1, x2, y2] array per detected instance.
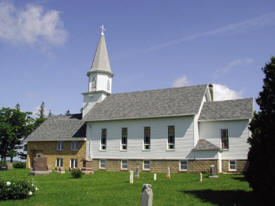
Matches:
[[141, 184, 153, 206], [209, 165, 218, 178], [166, 166, 171, 179], [135, 166, 140, 178], [33, 157, 48, 171], [153, 173, 157, 181], [200, 172, 203, 182], [130, 170, 134, 184]]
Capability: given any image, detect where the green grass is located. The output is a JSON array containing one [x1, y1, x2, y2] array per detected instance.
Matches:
[[0, 169, 257, 206]]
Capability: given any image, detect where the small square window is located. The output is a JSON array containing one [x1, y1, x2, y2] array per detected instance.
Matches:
[[143, 160, 150, 170], [121, 160, 128, 170], [57, 141, 64, 151], [229, 160, 237, 171], [71, 142, 78, 151], [99, 160, 106, 169], [179, 160, 188, 171]]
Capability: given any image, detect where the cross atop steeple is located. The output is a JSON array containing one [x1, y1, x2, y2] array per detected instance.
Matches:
[[100, 24, 105, 35]]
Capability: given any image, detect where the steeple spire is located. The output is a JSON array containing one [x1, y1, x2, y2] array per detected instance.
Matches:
[[88, 25, 113, 77]]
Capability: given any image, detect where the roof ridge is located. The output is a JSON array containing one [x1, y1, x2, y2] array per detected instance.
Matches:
[[109, 84, 208, 96], [207, 98, 253, 103]]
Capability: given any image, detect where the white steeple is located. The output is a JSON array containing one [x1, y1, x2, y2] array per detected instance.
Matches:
[[82, 25, 113, 117]]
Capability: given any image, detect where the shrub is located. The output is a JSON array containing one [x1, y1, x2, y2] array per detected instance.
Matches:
[[13, 162, 26, 169], [0, 179, 38, 200], [0, 161, 7, 167], [71, 169, 82, 178]]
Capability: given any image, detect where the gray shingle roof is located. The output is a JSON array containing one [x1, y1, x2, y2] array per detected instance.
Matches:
[[199, 98, 253, 121], [26, 114, 86, 142], [84, 84, 208, 121], [193, 139, 220, 151]]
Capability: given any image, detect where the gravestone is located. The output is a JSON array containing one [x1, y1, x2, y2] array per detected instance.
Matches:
[[141, 184, 153, 206], [153, 173, 157, 181], [33, 157, 48, 171], [200, 172, 203, 182], [166, 166, 171, 179], [135, 166, 140, 178], [209, 165, 218, 178], [130, 170, 134, 184]]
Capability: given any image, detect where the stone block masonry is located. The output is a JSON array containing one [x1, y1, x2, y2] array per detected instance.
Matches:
[[90, 159, 246, 173], [27, 141, 86, 170]]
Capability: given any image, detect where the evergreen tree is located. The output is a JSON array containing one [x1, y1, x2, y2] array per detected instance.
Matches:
[[48, 110, 52, 117], [15, 103, 20, 111], [39, 102, 45, 118], [245, 57, 275, 202], [65, 110, 71, 116]]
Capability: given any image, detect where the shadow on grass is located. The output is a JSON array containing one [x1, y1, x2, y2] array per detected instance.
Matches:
[[232, 176, 247, 182], [182, 190, 260, 206]]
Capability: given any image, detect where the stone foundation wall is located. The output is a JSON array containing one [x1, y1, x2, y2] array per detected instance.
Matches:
[[27, 141, 86, 170], [222, 160, 247, 174], [90, 159, 219, 173]]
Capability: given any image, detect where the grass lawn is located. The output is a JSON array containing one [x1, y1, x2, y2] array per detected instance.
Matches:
[[0, 169, 258, 206]]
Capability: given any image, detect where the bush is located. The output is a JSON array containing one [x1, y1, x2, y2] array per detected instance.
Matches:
[[71, 169, 82, 178], [0, 161, 7, 170], [13, 162, 26, 169], [0, 179, 38, 200]]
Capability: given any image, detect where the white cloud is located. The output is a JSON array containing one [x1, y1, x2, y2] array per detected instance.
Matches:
[[145, 12, 275, 52], [172, 76, 190, 87], [0, 2, 67, 46], [213, 84, 242, 101], [219, 58, 254, 73]]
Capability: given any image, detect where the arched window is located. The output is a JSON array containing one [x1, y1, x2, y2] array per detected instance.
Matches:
[[107, 79, 110, 90], [92, 76, 97, 89]]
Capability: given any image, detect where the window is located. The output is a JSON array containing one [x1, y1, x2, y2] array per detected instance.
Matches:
[[121, 160, 128, 170], [179, 160, 188, 171], [91, 76, 96, 89], [57, 141, 64, 151], [143, 160, 150, 170], [144, 127, 151, 150], [107, 79, 110, 90], [221, 129, 229, 149], [70, 159, 78, 169], [168, 126, 175, 149], [56, 158, 63, 167], [101, 129, 107, 150], [229, 160, 237, 171], [99, 160, 106, 169], [71, 141, 78, 151], [121, 128, 127, 150]]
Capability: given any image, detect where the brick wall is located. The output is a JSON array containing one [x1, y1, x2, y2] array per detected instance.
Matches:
[[27, 141, 86, 170]]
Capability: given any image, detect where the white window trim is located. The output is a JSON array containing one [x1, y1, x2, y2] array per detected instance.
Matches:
[[229, 160, 237, 171], [71, 141, 78, 151], [167, 126, 175, 150], [99, 159, 106, 169], [120, 128, 127, 151], [143, 127, 151, 150], [57, 141, 64, 151], [100, 129, 107, 151], [70, 159, 78, 169], [143, 160, 151, 171], [179, 160, 188, 171], [56, 158, 63, 167], [221, 129, 229, 150], [121, 160, 128, 170]]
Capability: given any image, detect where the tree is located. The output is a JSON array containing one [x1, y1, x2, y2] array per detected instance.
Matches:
[[15, 103, 20, 111], [33, 102, 47, 130], [0, 108, 34, 162], [245, 57, 275, 202], [65, 110, 71, 116], [39, 102, 45, 119]]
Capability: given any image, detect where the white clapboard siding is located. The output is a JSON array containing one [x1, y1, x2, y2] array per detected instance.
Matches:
[[199, 120, 249, 159], [87, 116, 195, 160]]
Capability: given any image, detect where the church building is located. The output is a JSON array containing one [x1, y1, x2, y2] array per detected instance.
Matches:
[[26, 26, 253, 174]]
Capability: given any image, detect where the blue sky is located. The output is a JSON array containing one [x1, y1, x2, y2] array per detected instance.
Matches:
[[0, 0, 274, 115]]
